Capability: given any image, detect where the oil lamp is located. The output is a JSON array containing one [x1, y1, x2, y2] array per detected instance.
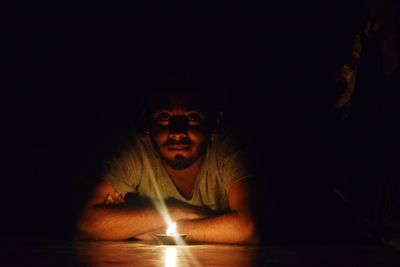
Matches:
[[156, 222, 186, 245]]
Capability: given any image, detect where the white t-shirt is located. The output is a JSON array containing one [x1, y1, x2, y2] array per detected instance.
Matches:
[[104, 133, 251, 211]]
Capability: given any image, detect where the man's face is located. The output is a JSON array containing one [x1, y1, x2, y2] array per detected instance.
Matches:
[[148, 93, 213, 170]]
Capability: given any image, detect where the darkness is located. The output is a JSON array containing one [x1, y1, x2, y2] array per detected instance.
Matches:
[[5, 1, 400, 245]]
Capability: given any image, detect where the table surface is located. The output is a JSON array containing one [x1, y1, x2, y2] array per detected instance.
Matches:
[[2, 239, 400, 267]]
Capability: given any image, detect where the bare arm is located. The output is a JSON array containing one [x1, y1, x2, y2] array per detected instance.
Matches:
[[75, 180, 204, 240], [176, 179, 259, 244]]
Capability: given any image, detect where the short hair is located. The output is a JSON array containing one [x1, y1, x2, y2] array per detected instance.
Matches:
[[139, 71, 226, 114]]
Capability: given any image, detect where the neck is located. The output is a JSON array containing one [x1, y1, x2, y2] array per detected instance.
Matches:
[[162, 156, 204, 199], [162, 155, 204, 181]]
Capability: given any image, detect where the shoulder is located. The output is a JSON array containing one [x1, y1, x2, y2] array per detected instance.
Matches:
[[105, 132, 152, 171], [208, 133, 249, 171], [208, 133, 253, 189], [118, 132, 155, 158], [210, 133, 244, 158]]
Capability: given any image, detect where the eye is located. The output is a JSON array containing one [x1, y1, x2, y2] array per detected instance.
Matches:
[[156, 112, 171, 122], [187, 113, 202, 122]]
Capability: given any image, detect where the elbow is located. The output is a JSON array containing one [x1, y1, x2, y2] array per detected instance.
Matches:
[[75, 214, 94, 240], [75, 211, 104, 240], [241, 219, 260, 245], [231, 213, 259, 245]]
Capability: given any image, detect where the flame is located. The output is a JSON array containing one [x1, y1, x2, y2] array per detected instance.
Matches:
[[166, 222, 176, 236]]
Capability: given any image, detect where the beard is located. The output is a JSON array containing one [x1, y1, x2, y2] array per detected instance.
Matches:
[[163, 154, 197, 170], [150, 135, 210, 170], [161, 140, 209, 170]]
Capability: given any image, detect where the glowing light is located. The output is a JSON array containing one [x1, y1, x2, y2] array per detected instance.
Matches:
[[165, 247, 177, 267], [149, 170, 200, 266], [146, 167, 173, 226], [166, 222, 176, 236]]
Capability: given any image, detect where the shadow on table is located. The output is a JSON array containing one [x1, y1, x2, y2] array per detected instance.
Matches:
[[75, 241, 258, 267]]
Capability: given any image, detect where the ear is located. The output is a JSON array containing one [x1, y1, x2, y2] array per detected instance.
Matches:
[[216, 111, 224, 129], [211, 111, 224, 138], [141, 108, 151, 135]]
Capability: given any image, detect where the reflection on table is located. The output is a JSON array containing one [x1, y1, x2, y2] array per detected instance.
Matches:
[[76, 241, 256, 267], [3, 240, 400, 267]]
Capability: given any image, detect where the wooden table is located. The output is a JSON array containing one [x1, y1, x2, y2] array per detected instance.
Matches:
[[2, 240, 400, 266]]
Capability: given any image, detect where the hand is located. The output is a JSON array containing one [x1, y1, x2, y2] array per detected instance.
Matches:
[[135, 232, 157, 241], [170, 206, 211, 221], [104, 190, 125, 204]]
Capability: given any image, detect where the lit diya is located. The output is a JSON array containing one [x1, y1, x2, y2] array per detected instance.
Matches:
[[156, 222, 186, 245]]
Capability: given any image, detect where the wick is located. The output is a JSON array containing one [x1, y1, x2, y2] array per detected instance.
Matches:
[[166, 222, 176, 236]]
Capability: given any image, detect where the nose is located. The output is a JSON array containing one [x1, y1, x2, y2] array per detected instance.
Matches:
[[168, 115, 188, 140]]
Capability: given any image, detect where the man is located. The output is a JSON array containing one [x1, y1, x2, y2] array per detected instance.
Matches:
[[76, 84, 258, 244]]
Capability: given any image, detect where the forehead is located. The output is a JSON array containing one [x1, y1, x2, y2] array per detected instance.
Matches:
[[150, 93, 208, 112]]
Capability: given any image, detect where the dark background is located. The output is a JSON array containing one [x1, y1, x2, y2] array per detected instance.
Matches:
[[5, 1, 399, 245]]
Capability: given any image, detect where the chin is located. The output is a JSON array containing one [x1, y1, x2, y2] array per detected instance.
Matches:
[[164, 156, 196, 170], [163, 148, 193, 160]]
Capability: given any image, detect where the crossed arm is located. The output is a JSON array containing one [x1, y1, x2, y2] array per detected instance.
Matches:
[[76, 179, 258, 244]]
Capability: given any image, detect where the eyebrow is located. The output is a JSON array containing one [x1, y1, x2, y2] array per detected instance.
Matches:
[[153, 106, 205, 113], [153, 106, 171, 112]]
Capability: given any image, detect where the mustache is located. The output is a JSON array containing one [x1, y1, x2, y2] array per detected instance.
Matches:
[[163, 138, 193, 147]]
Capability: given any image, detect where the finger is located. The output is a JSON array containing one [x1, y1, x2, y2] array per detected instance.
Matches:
[[114, 191, 125, 204], [135, 232, 156, 241], [189, 213, 205, 220], [104, 194, 115, 204]]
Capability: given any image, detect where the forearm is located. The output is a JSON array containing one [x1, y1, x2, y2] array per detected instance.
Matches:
[[178, 211, 258, 244], [76, 205, 167, 240]]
